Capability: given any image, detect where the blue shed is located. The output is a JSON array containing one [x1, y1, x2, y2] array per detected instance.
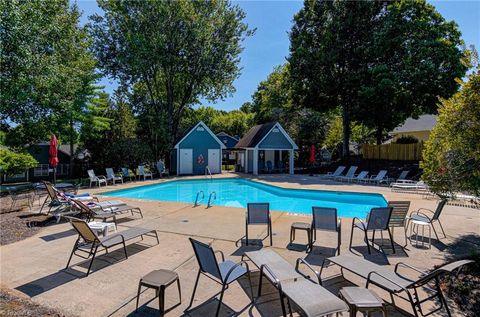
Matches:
[[235, 122, 298, 175], [174, 121, 226, 175]]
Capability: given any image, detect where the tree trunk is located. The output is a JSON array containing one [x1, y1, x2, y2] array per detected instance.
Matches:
[[342, 106, 350, 159], [376, 126, 383, 145], [69, 117, 75, 177]]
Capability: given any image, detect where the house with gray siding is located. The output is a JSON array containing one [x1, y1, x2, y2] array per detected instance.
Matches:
[[174, 121, 225, 175], [235, 122, 298, 175]]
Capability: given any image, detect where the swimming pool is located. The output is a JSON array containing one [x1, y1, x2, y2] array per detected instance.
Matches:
[[102, 178, 387, 218]]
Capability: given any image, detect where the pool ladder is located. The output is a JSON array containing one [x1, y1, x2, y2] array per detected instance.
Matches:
[[205, 166, 212, 180], [194, 191, 204, 207], [207, 192, 216, 208]]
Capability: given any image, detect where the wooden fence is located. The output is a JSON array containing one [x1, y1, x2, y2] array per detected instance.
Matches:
[[361, 142, 424, 161]]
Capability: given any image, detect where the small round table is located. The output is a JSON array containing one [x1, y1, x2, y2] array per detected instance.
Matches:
[[290, 222, 312, 250], [136, 269, 181, 317], [339, 287, 387, 317]]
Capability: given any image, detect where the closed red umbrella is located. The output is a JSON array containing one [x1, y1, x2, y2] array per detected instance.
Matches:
[[49, 134, 59, 184], [309, 144, 316, 164]]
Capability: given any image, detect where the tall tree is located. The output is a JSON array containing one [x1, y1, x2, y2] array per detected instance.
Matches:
[[1, 0, 98, 175], [289, 0, 467, 156], [89, 0, 253, 161]]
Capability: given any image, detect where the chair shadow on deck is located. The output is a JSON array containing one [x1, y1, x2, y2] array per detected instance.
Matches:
[[15, 242, 152, 297], [39, 229, 77, 242]]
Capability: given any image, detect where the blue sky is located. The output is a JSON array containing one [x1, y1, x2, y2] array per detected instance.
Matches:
[[77, 0, 480, 111]]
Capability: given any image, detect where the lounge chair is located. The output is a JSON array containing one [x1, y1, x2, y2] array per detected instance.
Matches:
[[311, 207, 341, 255], [388, 201, 411, 247], [65, 217, 159, 276], [368, 170, 388, 185], [71, 199, 121, 224], [389, 170, 410, 183], [105, 168, 123, 185], [187, 238, 253, 316], [40, 181, 96, 214], [335, 166, 358, 181], [73, 199, 143, 223], [391, 180, 428, 193], [320, 255, 473, 317], [349, 207, 395, 254], [244, 249, 348, 317], [88, 169, 107, 187], [318, 166, 345, 179], [122, 167, 136, 181], [245, 203, 272, 246], [407, 199, 447, 241], [350, 171, 369, 183], [138, 165, 153, 180], [156, 160, 169, 178]]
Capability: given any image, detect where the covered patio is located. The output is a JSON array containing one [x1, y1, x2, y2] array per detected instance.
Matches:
[[235, 122, 298, 175]]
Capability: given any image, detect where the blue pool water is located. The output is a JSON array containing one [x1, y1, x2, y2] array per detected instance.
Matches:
[[102, 178, 387, 218]]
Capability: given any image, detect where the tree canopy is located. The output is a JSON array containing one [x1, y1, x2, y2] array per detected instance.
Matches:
[[89, 0, 253, 160], [289, 0, 467, 156], [421, 70, 480, 199]]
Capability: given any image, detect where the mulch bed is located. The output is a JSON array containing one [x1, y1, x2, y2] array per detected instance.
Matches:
[[0, 196, 54, 246], [0, 288, 69, 317]]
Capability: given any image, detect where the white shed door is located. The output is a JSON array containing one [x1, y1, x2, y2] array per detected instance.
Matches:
[[208, 149, 221, 174], [179, 149, 193, 174]]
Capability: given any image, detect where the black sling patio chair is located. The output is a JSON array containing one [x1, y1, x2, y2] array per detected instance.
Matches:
[[407, 199, 448, 240], [186, 238, 253, 317], [311, 207, 341, 255], [349, 207, 395, 254], [245, 202, 272, 246], [321, 255, 473, 317], [387, 201, 411, 247], [65, 217, 159, 276]]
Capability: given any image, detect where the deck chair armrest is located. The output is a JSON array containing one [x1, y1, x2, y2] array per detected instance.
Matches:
[[352, 216, 365, 225], [224, 260, 250, 284], [260, 264, 281, 287], [214, 250, 225, 262], [395, 262, 428, 276], [411, 211, 432, 220], [296, 258, 321, 284], [366, 271, 408, 292], [417, 208, 434, 214], [98, 175, 107, 180]]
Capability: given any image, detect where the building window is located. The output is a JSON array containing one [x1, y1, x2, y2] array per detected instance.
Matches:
[[34, 164, 49, 177]]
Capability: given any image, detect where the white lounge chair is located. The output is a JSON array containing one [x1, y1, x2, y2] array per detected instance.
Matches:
[[391, 180, 428, 193], [318, 166, 345, 179], [138, 165, 153, 181], [335, 166, 358, 181], [88, 169, 107, 187], [105, 168, 123, 185], [368, 170, 388, 185]]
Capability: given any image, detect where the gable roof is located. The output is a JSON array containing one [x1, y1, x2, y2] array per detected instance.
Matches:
[[174, 121, 226, 149], [235, 122, 298, 149], [392, 114, 437, 134], [216, 132, 239, 149]]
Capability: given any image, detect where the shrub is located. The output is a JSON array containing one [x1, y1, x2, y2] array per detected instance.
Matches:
[[0, 149, 38, 177], [395, 135, 418, 144]]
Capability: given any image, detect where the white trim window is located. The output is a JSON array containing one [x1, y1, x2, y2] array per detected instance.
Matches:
[[34, 164, 49, 177]]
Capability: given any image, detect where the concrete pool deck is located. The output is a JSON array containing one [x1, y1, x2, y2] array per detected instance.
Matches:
[[1, 173, 479, 316]]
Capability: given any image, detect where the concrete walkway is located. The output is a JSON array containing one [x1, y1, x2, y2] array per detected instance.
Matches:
[[1, 174, 478, 316]]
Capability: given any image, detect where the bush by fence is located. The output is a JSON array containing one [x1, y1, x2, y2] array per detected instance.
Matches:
[[362, 142, 423, 161]]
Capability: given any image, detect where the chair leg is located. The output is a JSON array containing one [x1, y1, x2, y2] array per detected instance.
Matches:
[[65, 239, 79, 269], [388, 227, 396, 253], [403, 225, 408, 247], [246, 272, 254, 303], [279, 292, 287, 317], [269, 222, 273, 246], [365, 230, 371, 254], [136, 282, 142, 311], [215, 284, 226, 317], [159, 286, 165, 317], [177, 278, 182, 303], [86, 245, 99, 276], [349, 223, 355, 251], [123, 240, 128, 259], [430, 221, 440, 240], [246, 223, 249, 246], [187, 270, 201, 310], [436, 219, 447, 238]]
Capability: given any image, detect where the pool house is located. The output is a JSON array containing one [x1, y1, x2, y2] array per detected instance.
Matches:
[[235, 122, 298, 175], [174, 121, 225, 175]]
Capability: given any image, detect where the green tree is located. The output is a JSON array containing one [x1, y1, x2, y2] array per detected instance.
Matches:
[[89, 0, 253, 161], [324, 114, 375, 155], [210, 110, 255, 137], [289, 0, 467, 157], [0, 0, 97, 151], [421, 71, 480, 199], [252, 64, 293, 125]]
